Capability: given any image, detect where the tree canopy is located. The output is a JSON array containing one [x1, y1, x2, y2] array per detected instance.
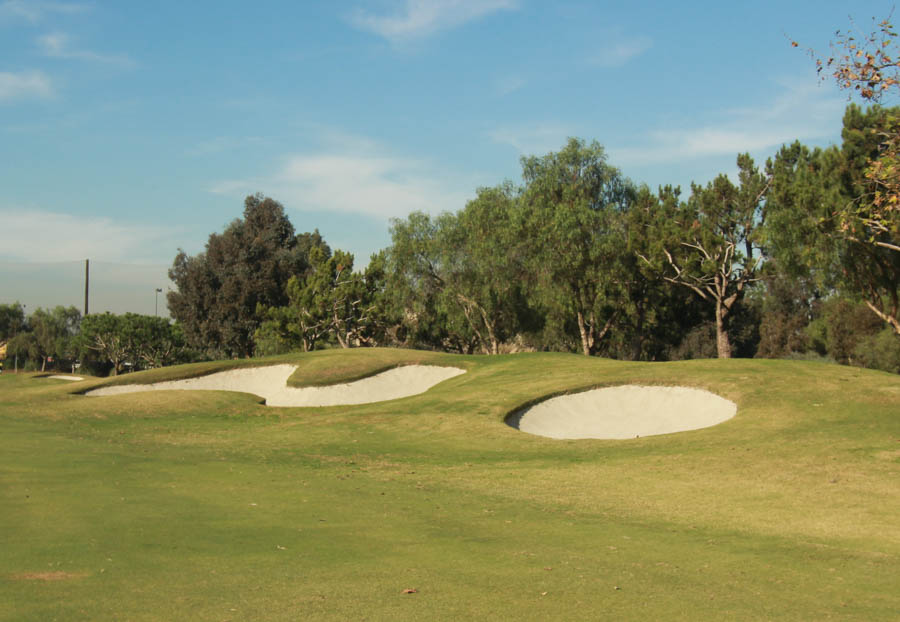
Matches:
[[167, 194, 329, 357]]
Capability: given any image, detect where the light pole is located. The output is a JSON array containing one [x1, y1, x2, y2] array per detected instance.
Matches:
[[155, 288, 162, 317]]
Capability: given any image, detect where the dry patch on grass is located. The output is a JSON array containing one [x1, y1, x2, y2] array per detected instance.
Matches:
[[10, 571, 88, 581], [875, 449, 900, 462]]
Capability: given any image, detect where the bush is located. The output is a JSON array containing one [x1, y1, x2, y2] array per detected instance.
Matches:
[[853, 329, 900, 374]]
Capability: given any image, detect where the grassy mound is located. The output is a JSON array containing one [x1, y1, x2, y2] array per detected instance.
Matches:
[[1, 349, 898, 620]]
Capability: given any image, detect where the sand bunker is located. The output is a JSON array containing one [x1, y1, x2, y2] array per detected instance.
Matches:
[[510, 385, 736, 439], [85, 364, 465, 407], [47, 375, 84, 381]]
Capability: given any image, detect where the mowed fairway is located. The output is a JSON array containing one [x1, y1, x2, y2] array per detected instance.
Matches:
[[1, 349, 898, 621]]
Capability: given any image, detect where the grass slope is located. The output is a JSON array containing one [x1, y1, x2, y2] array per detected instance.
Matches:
[[1, 349, 898, 620]]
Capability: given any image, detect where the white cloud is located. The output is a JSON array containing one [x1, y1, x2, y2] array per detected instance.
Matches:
[[610, 82, 845, 166], [590, 35, 652, 67], [0, 0, 89, 23], [488, 122, 575, 156], [348, 0, 518, 42], [210, 135, 476, 221], [0, 70, 53, 101], [0, 208, 177, 263], [37, 31, 134, 66]]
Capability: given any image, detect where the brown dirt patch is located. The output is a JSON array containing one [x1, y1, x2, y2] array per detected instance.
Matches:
[[11, 571, 88, 581]]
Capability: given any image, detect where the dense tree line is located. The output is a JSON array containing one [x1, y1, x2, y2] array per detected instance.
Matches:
[[0, 303, 192, 375], [157, 104, 897, 374], [3, 102, 897, 376]]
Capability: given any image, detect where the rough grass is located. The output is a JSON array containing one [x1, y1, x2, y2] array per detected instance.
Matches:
[[1, 350, 898, 621]]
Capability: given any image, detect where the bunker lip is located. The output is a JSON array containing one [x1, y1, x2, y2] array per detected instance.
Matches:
[[84, 364, 466, 407], [508, 384, 737, 440]]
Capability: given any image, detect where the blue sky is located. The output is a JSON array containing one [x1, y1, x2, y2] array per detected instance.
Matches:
[[0, 0, 894, 315]]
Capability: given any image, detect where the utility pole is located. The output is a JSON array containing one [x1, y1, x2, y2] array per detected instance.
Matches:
[[155, 288, 162, 317], [84, 259, 90, 316]]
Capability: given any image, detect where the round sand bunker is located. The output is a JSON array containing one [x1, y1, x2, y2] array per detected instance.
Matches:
[[509, 385, 736, 440], [85, 364, 466, 407]]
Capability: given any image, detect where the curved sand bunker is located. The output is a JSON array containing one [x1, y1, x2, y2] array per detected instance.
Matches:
[[47, 375, 84, 381], [510, 385, 736, 439], [85, 364, 465, 407]]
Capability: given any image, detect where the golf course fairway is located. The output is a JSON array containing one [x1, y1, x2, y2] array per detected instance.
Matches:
[[1, 348, 898, 620]]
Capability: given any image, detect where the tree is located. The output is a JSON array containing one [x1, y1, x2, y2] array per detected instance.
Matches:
[[294, 247, 376, 349], [257, 246, 386, 353], [519, 138, 633, 356], [25, 306, 81, 371], [767, 123, 900, 334], [800, 16, 900, 262], [384, 186, 534, 356], [0, 302, 26, 342], [79, 313, 131, 375], [386, 211, 480, 353], [448, 184, 538, 354], [168, 194, 328, 357], [78, 313, 187, 375], [620, 185, 710, 361], [642, 154, 770, 358], [125, 315, 189, 368]]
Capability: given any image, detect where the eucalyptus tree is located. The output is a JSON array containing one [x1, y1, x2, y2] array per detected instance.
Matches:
[[168, 194, 328, 357], [385, 183, 533, 354], [440, 183, 532, 354], [642, 154, 770, 358], [518, 138, 633, 356], [386, 209, 493, 354]]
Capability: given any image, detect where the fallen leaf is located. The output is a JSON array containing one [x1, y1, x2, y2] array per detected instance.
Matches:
[[401, 588, 417, 594]]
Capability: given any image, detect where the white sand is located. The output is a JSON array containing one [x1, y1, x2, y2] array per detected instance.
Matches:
[[512, 385, 737, 439], [47, 375, 84, 381], [85, 364, 466, 407]]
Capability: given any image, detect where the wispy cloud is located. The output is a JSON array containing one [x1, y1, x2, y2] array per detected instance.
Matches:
[[610, 82, 845, 165], [347, 0, 518, 42], [589, 35, 652, 67], [0, 70, 53, 101], [0, 0, 89, 23], [210, 132, 476, 221], [488, 122, 575, 156], [495, 74, 526, 96], [37, 31, 134, 66], [0, 208, 176, 263]]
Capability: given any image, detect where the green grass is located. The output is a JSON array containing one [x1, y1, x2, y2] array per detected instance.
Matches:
[[1, 349, 898, 620]]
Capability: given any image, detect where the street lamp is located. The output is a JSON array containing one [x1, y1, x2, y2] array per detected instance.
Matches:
[[155, 288, 163, 317]]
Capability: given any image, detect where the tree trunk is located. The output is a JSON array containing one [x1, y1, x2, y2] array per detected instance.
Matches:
[[631, 314, 644, 361], [715, 301, 732, 358], [577, 310, 592, 356]]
